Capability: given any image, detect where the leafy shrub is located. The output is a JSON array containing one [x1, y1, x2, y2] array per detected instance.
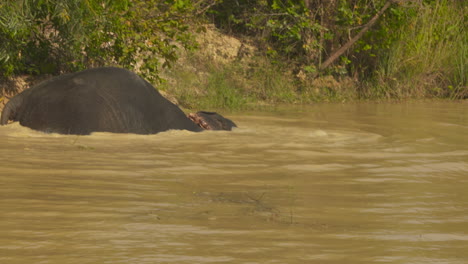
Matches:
[[0, 0, 202, 81]]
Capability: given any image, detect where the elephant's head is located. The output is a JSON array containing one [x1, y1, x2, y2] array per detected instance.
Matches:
[[188, 111, 237, 131]]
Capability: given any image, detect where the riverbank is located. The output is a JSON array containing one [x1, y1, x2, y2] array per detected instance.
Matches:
[[2, 1, 465, 110], [1, 22, 466, 113], [157, 24, 466, 111]]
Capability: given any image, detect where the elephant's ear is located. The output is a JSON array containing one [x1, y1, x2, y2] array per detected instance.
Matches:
[[1, 95, 23, 125]]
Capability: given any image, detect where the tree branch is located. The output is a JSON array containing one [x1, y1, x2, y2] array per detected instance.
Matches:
[[319, 0, 396, 71]]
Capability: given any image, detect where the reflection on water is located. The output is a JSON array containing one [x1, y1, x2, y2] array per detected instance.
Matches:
[[1, 102, 467, 263]]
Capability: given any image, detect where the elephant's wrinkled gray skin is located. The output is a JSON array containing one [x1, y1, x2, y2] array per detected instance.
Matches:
[[1, 67, 235, 135]]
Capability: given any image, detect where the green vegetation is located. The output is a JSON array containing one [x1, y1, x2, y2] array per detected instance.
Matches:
[[1, 0, 466, 110], [0, 0, 202, 81], [368, 0, 467, 99], [208, 0, 466, 103], [163, 55, 299, 110], [163, 54, 357, 110]]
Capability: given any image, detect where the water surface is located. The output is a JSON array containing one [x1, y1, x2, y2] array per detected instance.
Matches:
[[1, 102, 467, 263]]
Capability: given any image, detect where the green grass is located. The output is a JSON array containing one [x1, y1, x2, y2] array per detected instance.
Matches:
[[368, 0, 467, 99], [162, 55, 307, 111], [161, 59, 247, 110], [161, 52, 363, 111]]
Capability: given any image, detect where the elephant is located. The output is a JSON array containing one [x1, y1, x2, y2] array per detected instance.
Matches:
[[0, 67, 236, 135]]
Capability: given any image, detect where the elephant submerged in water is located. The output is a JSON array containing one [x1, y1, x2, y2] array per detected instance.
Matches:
[[0, 67, 236, 135]]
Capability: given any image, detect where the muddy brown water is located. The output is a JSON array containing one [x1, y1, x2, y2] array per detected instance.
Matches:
[[1, 102, 467, 264]]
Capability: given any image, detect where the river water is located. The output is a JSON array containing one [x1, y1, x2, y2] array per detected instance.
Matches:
[[0, 102, 467, 264]]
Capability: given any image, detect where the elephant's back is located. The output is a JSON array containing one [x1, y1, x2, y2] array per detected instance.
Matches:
[[16, 67, 199, 134]]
